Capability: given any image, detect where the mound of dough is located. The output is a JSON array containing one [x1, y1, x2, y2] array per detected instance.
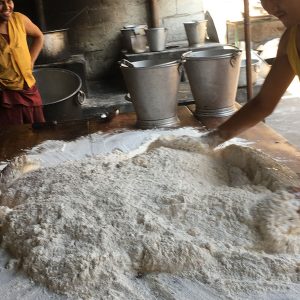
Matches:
[[147, 135, 210, 154], [0, 155, 40, 188], [1, 135, 300, 298], [256, 191, 300, 254], [215, 144, 299, 191]]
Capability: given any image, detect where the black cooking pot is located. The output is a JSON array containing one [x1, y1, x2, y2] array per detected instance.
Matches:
[[33, 68, 85, 122]]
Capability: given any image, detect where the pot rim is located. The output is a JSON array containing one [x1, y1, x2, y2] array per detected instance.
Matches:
[[33, 68, 82, 105], [42, 29, 69, 34]]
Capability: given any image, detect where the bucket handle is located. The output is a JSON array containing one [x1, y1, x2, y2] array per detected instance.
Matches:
[[125, 93, 132, 102], [119, 59, 134, 68], [181, 51, 193, 62], [179, 51, 192, 73], [254, 63, 260, 74], [230, 50, 242, 67], [75, 90, 86, 105]]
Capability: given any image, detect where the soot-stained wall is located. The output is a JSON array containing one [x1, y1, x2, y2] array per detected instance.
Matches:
[[14, 0, 204, 80]]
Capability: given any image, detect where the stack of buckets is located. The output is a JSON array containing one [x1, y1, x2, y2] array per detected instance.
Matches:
[[120, 25, 168, 53], [120, 21, 241, 129]]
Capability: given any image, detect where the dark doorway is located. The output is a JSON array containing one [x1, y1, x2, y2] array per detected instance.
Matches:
[[14, 1, 38, 25]]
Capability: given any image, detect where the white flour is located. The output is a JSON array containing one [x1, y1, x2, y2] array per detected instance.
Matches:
[[0, 133, 300, 300]]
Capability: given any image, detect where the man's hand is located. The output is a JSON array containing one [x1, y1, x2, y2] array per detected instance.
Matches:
[[199, 129, 226, 149]]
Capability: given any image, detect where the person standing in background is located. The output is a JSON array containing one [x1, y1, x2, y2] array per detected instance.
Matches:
[[0, 0, 45, 126]]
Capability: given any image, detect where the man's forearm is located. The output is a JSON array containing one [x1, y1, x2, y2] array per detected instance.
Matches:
[[217, 96, 274, 141]]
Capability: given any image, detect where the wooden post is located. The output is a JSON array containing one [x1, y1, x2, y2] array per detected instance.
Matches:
[[149, 0, 160, 28], [35, 0, 47, 31], [243, 0, 253, 101]]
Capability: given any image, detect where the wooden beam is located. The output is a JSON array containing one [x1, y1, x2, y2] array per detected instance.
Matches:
[[243, 0, 253, 101], [149, 0, 160, 28]]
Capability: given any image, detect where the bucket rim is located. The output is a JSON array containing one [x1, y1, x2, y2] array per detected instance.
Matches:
[[121, 59, 179, 69], [193, 19, 208, 23], [240, 58, 260, 67], [145, 27, 168, 32], [184, 21, 198, 25], [33, 67, 82, 105], [185, 48, 241, 60], [184, 20, 207, 25]]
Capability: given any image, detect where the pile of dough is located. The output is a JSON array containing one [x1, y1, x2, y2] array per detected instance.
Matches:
[[256, 191, 300, 254]]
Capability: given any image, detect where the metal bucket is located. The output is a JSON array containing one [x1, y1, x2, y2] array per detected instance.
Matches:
[[121, 25, 148, 53], [146, 28, 168, 52], [184, 20, 207, 47], [33, 68, 85, 122], [184, 48, 241, 118], [37, 29, 70, 64], [120, 59, 181, 129], [238, 58, 260, 87]]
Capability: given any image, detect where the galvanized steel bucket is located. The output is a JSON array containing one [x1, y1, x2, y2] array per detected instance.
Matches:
[[183, 48, 242, 118], [146, 28, 168, 52], [120, 59, 181, 129], [121, 25, 148, 53], [184, 20, 207, 47], [238, 58, 260, 87]]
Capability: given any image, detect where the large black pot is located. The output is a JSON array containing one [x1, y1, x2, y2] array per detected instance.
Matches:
[[33, 68, 85, 122]]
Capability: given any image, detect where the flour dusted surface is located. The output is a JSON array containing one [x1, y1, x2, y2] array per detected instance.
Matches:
[[0, 135, 300, 299]]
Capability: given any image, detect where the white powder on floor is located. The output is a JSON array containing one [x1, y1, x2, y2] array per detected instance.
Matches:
[[0, 134, 300, 299]]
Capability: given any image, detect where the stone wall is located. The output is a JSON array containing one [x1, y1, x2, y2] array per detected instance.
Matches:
[[159, 0, 204, 42], [41, 0, 204, 80]]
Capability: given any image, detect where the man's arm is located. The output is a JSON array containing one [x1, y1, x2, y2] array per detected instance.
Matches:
[[217, 29, 296, 141], [21, 14, 44, 68]]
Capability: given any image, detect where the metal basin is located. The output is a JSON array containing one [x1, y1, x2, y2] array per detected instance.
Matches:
[[33, 68, 85, 122], [37, 29, 70, 64]]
